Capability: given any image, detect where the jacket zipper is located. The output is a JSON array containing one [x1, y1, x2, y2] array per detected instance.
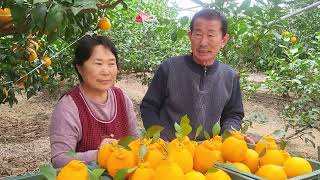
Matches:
[[200, 65, 207, 91]]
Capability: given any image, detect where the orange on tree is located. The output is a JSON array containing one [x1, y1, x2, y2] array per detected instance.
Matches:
[[184, 170, 206, 180], [56, 160, 89, 180], [106, 147, 136, 177], [98, 17, 111, 31], [42, 74, 49, 81], [221, 131, 248, 162], [42, 55, 52, 68], [255, 164, 287, 180], [283, 157, 312, 178], [129, 162, 154, 180], [193, 140, 224, 173], [290, 36, 298, 43], [97, 142, 117, 169], [152, 159, 184, 180], [0, 8, 12, 23], [28, 39, 40, 51], [259, 149, 285, 166], [205, 169, 231, 180], [281, 31, 290, 37], [26, 47, 37, 62], [242, 149, 259, 173]]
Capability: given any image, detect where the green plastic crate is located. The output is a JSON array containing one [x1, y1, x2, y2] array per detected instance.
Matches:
[[3, 172, 113, 180], [215, 159, 320, 180]]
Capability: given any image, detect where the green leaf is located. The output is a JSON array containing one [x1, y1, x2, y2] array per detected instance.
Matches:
[[138, 145, 148, 160], [195, 125, 203, 140], [171, 32, 177, 42], [46, 4, 65, 33], [66, 149, 76, 157], [258, 148, 266, 158], [240, 0, 251, 10], [289, 48, 298, 55], [118, 136, 134, 148], [180, 114, 190, 125], [121, 1, 128, 10], [113, 168, 128, 180], [204, 130, 210, 140], [31, 4, 47, 29], [207, 166, 219, 173], [145, 125, 164, 139], [211, 122, 221, 136], [152, 132, 161, 142], [179, 16, 189, 27], [72, 0, 97, 15], [114, 167, 137, 180], [271, 130, 286, 139], [11, 4, 27, 25], [180, 122, 192, 137], [71, 7, 83, 16], [47, 30, 59, 43], [39, 165, 56, 180], [174, 122, 181, 133], [241, 121, 250, 134], [88, 169, 99, 180], [33, 0, 49, 4], [92, 168, 105, 178], [279, 139, 287, 150], [221, 130, 232, 142]]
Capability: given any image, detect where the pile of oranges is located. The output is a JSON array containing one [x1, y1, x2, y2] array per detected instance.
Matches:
[[57, 129, 314, 180]]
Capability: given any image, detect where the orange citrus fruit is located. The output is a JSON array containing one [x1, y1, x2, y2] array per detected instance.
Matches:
[[129, 162, 154, 180], [43, 55, 52, 67], [0, 8, 12, 23], [233, 162, 251, 173], [27, 47, 37, 62], [97, 142, 117, 169], [283, 157, 312, 178], [184, 170, 206, 180], [242, 149, 259, 173], [56, 160, 89, 180], [260, 149, 285, 166], [193, 140, 224, 173], [205, 169, 231, 180], [221, 132, 248, 162], [106, 147, 136, 177], [255, 164, 287, 180], [290, 36, 297, 43], [152, 159, 184, 180], [98, 17, 111, 31]]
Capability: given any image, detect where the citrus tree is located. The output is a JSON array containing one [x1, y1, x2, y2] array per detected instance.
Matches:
[[0, 0, 189, 106]]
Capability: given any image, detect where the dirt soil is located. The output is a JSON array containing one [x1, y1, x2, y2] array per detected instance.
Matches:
[[0, 73, 319, 178]]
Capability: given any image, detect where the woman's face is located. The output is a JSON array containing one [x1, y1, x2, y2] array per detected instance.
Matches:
[[76, 45, 118, 92]]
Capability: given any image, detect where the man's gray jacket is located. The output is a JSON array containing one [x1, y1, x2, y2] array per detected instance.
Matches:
[[140, 54, 244, 140]]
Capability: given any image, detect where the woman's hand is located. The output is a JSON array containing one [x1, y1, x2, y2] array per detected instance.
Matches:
[[99, 134, 117, 148], [243, 134, 255, 144]]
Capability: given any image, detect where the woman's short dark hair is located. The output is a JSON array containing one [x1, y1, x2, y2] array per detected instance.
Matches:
[[73, 34, 118, 82], [190, 8, 228, 36]]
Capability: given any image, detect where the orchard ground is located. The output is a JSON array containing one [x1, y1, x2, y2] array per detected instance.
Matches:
[[0, 73, 319, 178]]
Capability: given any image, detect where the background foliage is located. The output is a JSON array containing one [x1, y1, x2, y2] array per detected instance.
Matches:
[[0, 0, 319, 142]]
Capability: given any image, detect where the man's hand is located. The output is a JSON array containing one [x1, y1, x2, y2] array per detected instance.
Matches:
[[243, 134, 255, 144]]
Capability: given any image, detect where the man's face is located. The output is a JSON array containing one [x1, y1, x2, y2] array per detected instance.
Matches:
[[188, 18, 229, 65]]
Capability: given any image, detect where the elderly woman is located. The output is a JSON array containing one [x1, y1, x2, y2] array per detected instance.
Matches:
[[50, 35, 138, 168]]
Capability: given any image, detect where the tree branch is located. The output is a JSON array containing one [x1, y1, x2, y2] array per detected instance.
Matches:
[[0, 0, 124, 37]]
